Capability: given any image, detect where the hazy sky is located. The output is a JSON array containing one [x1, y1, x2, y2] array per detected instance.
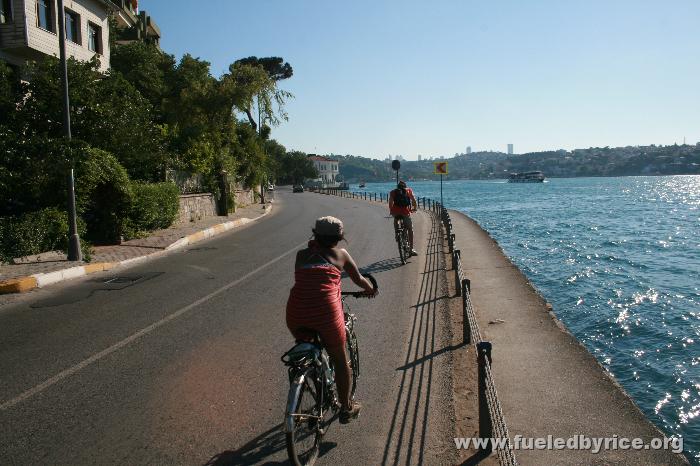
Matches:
[[144, 0, 699, 159]]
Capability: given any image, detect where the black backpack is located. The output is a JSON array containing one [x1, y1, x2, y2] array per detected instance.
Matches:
[[394, 188, 411, 207]]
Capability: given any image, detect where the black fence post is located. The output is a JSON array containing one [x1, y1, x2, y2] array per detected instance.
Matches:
[[454, 250, 461, 296], [477, 341, 494, 453], [462, 278, 471, 344]]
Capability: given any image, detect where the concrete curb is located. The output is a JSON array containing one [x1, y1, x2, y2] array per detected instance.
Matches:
[[0, 204, 272, 295]]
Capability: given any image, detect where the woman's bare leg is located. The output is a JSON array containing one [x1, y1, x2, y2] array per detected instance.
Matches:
[[327, 344, 351, 410]]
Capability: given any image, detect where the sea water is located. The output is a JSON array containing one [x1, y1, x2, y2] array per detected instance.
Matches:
[[356, 176, 700, 461]]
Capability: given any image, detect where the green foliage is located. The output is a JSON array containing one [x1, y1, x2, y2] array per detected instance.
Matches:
[[0, 133, 75, 217], [75, 147, 133, 243], [6, 57, 166, 181], [123, 182, 179, 238], [234, 56, 293, 81], [274, 150, 319, 185], [0, 208, 87, 264], [110, 41, 176, 116]]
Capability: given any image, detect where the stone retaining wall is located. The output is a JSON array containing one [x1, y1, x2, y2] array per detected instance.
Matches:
[[177, 194, 216, 224], [177, 186, 260, 224]]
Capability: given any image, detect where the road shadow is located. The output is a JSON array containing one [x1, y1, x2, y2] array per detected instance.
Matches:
[[396, 342, 467, 371], [360, 257, 404, 275], [203, 423, 337, 466], [459, 449, 492, 465], [381, 213, 449, 465]]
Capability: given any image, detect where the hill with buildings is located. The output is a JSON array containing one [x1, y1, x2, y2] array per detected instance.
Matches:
[[335, 144, 700, 182]]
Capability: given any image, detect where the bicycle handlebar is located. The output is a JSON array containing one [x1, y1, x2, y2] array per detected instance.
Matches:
[[341, 273, 378, 298]]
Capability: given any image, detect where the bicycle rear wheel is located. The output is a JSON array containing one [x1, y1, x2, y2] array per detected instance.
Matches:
[[397, 228, 407, 264], [401, 229, 411, 259], [286, 368, 323, 466]]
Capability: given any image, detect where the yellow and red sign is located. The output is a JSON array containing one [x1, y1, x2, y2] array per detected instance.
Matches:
[[433, 161, 448, 175]]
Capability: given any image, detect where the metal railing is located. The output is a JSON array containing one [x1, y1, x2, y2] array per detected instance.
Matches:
[[314, 188, 518, 466]]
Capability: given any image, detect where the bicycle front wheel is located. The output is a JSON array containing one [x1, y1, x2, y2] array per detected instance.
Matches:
[[346, 326, 360, 398], [286, 368, 323, 466]]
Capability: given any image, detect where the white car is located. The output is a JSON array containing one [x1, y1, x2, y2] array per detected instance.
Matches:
[[267, 184, 274, 191]]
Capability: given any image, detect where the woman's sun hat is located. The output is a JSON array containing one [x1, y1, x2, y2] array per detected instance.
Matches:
[[313, 216, 344, 236]]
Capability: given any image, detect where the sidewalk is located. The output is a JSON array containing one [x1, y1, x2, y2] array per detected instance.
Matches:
[[448, 209, 688, 465], [0, 203, 272, 294]]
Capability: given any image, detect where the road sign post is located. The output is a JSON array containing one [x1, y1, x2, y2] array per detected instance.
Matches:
[[433, 161, 448, 208], [391, 160, 401, 186]]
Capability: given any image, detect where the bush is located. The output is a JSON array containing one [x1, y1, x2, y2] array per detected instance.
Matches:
[[123, 182, 179, 238], [75, 147, 133, 244], [0, 208, 89, 264]]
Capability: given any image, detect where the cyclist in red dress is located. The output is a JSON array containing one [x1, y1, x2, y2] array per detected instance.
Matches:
[[286, 216, 376, 424]]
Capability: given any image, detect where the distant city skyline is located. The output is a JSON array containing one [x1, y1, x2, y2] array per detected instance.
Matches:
[[147, 0, 700, 160]]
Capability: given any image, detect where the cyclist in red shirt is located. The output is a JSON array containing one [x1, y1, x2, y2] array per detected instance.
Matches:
[[389, 180, 418, 256]]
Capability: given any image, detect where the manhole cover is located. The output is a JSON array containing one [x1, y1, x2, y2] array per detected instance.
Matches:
[[103, 276, 141, 284], [31, 272, 163, 308]]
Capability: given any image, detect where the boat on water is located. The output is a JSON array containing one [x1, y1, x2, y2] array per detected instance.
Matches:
[[507, 171, 545, 183], [358, 181, 366, 188]]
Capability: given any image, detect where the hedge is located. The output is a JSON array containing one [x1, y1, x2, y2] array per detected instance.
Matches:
[[76, 147, 132, 244], [0, 208, 89, 264], [123, 181, 179, 239]]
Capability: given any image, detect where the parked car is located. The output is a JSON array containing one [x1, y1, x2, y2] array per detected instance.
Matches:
[[267, 184, 274, 190], [293, 184, 304, 193]]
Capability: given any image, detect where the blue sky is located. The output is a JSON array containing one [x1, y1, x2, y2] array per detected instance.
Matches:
[[143, 0, 700, 159]]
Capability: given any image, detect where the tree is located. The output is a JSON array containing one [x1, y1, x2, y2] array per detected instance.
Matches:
[[109, 41, 176, 120], [234, 56, 293, 81], [9, 57, 166, 181], [278, 151, 318, 185], [222, 61, 293, 132]]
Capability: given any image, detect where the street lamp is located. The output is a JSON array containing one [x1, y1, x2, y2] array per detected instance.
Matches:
[[57, 0, 82, 261]]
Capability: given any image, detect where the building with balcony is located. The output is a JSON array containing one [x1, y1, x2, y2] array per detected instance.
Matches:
[[0, 0, 117, 72], [308, 155, 340, 188], [112, 0, 160, 48]]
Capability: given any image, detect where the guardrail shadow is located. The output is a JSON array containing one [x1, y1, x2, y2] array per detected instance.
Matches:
[[381, 211, 450, 465]]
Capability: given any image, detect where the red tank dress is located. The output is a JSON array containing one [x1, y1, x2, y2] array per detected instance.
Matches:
[[286, 248, 346, 348]]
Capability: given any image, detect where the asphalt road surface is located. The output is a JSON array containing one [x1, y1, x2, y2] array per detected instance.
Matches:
[[0, 187, 456, 465]]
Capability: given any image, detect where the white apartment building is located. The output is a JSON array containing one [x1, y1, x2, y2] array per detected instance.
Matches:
[[0, 0, 117, 72], [308, 155, 340, 188]]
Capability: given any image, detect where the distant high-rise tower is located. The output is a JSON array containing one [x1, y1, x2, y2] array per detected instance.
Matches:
[[418, 155, 422, 161], [466, 146, 472, 154], [507, 144, 514, 155]]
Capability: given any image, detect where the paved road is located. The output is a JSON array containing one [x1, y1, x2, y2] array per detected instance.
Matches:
[[0, 188, 456, 465]]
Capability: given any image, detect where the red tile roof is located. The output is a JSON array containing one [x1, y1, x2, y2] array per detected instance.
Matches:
[[308, 155, 337, 162]]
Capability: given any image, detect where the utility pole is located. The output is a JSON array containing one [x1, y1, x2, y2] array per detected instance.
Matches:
[[58, 0, 82, 261], [257, 95, 266, 204]]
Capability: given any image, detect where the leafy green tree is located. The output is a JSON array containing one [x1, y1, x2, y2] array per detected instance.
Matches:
[[11, 57, 165, 180], [234, 56, 293, 81], [222, 62, 293, 133], [109, 41, 176, 119]]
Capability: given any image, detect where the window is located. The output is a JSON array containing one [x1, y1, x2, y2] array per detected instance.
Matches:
[[88, 22, 102, 53], [1, 0, 12, 24], [37, 0, 53, 31], [64, 9, 80, 44]]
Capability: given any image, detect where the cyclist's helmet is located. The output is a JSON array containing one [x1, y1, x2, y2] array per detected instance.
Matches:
[[398, 180, 407, 189]]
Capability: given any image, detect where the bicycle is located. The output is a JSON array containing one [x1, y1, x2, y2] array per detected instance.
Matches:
[[282, 274, 378, 466], [394, 216, 412, 264]]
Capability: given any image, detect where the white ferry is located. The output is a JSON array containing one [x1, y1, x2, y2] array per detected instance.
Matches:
[[507, 171, 545, 183]]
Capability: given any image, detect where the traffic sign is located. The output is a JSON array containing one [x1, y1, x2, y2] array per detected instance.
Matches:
[[434, 161, 448, 175]]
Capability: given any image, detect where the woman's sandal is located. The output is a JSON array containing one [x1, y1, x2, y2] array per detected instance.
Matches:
[[339, 401, 362, 424]]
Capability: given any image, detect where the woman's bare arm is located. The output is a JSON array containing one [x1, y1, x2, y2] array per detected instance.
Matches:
[[341, 249, 375, 293]]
